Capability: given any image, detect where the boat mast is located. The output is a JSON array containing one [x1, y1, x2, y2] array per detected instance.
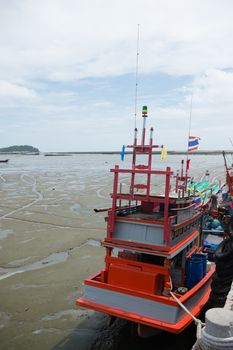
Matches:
[[134, 24, 140, 129], [141, 105, 148, 146]]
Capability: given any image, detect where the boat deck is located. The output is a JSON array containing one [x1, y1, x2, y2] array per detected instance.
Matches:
[[117, 211, 165, 222]]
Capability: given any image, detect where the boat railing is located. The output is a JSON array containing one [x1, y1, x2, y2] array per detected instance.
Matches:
[[165, 215, 177, 246], [169, 211, 202, 246], [106, 206, 202, 251], [109, 165, 172, 231]]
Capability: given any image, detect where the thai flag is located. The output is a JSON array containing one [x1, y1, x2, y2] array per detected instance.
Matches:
[[188, 136, 201, 152]]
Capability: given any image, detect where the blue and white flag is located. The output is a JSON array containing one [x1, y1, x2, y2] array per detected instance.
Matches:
[[121, 145, 125, 161], [188, 136, 201, 152]]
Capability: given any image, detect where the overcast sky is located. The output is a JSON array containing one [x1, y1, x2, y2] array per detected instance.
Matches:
[[0, 0, 233, 151]]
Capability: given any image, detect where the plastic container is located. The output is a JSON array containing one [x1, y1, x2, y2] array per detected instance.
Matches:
[[203, 247, 215, 262], [193, 253, 207, 276], [185, 253, 207, 289]]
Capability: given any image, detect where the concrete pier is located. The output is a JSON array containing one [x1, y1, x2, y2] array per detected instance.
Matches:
[[193, 283, 233, 349], [224, 282, 233, 312]]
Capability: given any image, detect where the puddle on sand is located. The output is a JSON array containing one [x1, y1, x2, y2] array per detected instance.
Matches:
[[70, 203, 81, 213], [19, 237, 36, 244], [32, 328, 60, 335], [11, 282, 46, 290], [0, 239, 100, 281], [8, 256, 32, 266], [22, 211, 34, 216], [86, 239, 100, 247], [41, 309, 89, 321], [0, 251, 69, 280], [40, 204, 61, 211], [0, 311, 11, 329], [0, 229, 14, 240]]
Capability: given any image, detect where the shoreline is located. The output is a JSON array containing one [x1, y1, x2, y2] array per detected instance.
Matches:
[[1, 151, 233, 156]]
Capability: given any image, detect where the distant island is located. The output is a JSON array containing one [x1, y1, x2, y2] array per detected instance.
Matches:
[[0, 145, 40, 154]]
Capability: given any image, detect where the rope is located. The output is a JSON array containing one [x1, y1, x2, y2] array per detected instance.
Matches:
[[169, 277, 205, 339]]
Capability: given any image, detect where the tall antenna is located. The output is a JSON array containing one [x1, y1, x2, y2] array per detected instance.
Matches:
[[185, 93, 193, 178], [229, 137, 233, 162], [134, 24, 140, 129], [229, 137, 233, 149], [186, 93, 193, 157], [187, 93, 193, 150]]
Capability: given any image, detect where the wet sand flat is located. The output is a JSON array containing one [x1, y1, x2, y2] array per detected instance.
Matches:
[[0, 154, 225, 349], [0, 156, 112, 350]]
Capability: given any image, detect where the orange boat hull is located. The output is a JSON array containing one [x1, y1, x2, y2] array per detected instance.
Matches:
[[77, 265, 214, 334]]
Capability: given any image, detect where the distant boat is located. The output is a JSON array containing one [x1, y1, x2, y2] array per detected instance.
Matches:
[[21, 152, 40, 155], [44, 153, 71, 156], [0, 159, 9, 163]]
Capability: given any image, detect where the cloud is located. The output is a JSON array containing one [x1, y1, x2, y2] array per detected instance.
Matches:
[[0, 1, 232, 151], [192, 70, 233, 106], [151, 69, 233, 149], [1, 69, 232, 151], [1, 0, 233, 82], [0, 80, 36, 98]]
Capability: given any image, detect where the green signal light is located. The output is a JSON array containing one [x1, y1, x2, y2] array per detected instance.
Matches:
[[142, 106, 148, 116]]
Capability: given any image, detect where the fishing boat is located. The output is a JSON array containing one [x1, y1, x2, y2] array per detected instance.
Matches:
[[223, 151, 233, 196], [187, 172, 221, 209], [77, 106, 217, 335], [202, 151, 233, 241], [0, 159, 9, 163]]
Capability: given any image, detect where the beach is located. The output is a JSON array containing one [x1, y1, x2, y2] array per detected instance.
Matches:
[[0, 154, 225, 349]]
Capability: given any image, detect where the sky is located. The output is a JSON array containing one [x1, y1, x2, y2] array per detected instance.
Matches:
[[0, 0, 233, 152]]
